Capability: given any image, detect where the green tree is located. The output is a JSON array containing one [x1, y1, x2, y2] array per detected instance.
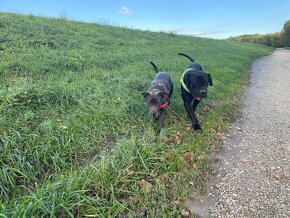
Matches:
[[282, 20, 290, 46], [269, 32, 283, 47]]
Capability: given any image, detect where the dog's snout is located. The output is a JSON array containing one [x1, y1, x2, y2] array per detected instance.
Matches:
[[199, 89, 208, 99], [149, 108, 159, 120]]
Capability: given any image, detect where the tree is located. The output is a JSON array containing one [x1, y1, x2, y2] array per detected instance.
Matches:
[[228, 20, 290, 47], [269, 32, 283, 47], [282, 20, 290, 47]]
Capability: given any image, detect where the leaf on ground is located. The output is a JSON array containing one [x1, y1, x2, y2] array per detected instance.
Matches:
[[182, 151, 194, 161], [185, 126, 191, 132], [138, 179, 147, 186], [181, 208, 190, 217], [211, 144, 217, 151], [164, 131, 182, 145], [179, 151, 197, 169], [123, 168, 134, 175], [169, 200, 180, 207], [128, 196, 139, 204], [160, 175, 168, 182], [173, 173, 181, 180], [138, 179, 153, 190], [166, 181, 173, 189], [197, 154, 205, 161], [216, 132, 224, 140], [274, 175, 283, 180]]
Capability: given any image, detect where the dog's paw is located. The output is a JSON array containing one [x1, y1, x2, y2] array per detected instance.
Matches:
[[156, 128, 161, 135], [193, 123, 202, 131]]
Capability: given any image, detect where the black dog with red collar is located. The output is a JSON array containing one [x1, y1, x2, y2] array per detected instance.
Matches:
[[142, 62, 174, 134]]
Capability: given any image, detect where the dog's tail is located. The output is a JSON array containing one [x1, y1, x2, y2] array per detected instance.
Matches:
[[178, 53, 195, 62], [149, 61, 159, 74]]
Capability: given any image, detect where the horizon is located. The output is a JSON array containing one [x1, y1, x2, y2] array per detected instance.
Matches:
[[1, 0, 290, 39]]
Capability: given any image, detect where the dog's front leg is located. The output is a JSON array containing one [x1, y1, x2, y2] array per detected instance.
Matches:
[[156, 109, 165, 134], [184, 101, 201, 131], [192, 99, 202, 130], [192, 99, 200, 112]]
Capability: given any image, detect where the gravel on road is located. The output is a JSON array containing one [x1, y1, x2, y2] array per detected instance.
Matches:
[[188, 49, 290, 217]]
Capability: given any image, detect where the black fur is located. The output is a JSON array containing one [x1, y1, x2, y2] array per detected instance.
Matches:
[[179, 53, 213, 131], [149, 61, 159, 74], [142, 62, 174, 134]]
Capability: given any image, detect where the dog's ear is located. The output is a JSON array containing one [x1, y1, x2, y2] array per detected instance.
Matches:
[[207, 73, 213, 86], [158, 91, 168, 98], [141, 92, 148, 98]]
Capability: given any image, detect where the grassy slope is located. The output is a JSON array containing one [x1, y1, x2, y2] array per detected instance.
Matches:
[[0, 13, 272, 217]]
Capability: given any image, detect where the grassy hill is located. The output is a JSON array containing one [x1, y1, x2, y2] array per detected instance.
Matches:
[[0, 13, 272, 217]]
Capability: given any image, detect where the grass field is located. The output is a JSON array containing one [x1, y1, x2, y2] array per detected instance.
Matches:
[[0, 13, 273, 217]]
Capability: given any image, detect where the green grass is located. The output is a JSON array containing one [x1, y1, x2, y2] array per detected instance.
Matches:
[[0, 12, 273, 217]]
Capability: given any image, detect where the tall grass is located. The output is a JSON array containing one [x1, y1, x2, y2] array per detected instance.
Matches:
[[0, 12, 272, 216]]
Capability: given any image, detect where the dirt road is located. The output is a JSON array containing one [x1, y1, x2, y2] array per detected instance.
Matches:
[[188, 49, 290, 217]]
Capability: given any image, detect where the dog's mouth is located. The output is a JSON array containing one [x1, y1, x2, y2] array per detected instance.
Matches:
[[193, 92, 207, 100], [150, 113, 159, 120], [194, 95, 206, 101], [149, 107, 160, 120]]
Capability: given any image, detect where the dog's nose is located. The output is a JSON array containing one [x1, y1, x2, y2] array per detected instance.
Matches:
[[200, 90, 208, 98], [150, 110, 159, 119], [153, 111, 160, 119]]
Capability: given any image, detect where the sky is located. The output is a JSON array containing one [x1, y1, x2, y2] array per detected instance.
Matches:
[[1, 0, 290, 39]]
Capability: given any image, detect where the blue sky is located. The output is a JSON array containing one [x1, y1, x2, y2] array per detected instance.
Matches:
[[1, 0, 290, 39]]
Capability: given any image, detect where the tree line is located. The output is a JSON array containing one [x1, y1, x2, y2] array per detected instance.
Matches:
[[228, 20, 290, 48]]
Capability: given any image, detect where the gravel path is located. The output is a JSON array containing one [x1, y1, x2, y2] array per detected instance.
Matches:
[[188, 49, 290, 217]]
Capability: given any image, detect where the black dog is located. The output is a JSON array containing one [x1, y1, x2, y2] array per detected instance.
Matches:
[[142, 62, 174, 134], [178, 53, 213, 131]]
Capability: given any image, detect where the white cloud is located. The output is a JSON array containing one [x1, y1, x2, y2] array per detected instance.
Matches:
[[160, 27, 227, 38], [119, 6, 132, 15], [164, 28, 186, 34], [162, 27, 200, 36]]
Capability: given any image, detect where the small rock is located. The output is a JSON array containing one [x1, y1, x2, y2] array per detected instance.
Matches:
[[228, 206, 235, 211], [215, 183, 222, 189]]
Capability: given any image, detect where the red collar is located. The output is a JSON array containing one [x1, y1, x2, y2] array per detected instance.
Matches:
[[160, 101, 169, 109]]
